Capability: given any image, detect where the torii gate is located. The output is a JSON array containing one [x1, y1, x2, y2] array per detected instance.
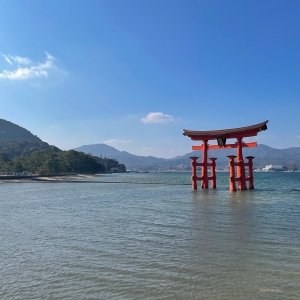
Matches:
[[183, 121, 268, 191]]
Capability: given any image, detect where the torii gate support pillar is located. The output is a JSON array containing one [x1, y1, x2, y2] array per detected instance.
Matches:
[[245, 156, 255, 189], [209, 157, 217, 188], [190, 156, 199, 189], [189, 155, 217, 190]]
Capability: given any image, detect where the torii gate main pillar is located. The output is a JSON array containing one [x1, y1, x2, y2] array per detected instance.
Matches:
[[201, 140, 208, 188], [236, 137, 247, 190]]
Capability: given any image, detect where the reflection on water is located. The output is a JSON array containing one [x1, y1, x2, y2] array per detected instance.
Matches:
[[0, 172, 300, 299]]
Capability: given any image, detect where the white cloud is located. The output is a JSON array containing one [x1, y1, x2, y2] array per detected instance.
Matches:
[[14, 56, 31, 64], [2, 54, 31, 65], [0, 51, 60, 80], [141, 112, 174, 124], [104, 139, 132, 145]]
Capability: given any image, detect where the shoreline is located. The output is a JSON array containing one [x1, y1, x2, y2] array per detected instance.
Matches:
[[0, 174, 97, 183]]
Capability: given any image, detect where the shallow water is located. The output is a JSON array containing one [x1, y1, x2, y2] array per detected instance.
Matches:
[[1, 172, 299, 299]]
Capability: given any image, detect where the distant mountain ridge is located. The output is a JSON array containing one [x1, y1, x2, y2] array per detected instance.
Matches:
[[75, 144, 167, 168], [168, 144, 300, 168], [75, 143, 300, 170]]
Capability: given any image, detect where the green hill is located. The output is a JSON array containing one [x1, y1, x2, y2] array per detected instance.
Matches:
[[0, 139, 60, 159], [0, 119, 60, 158], [0, 119, 42, 142]]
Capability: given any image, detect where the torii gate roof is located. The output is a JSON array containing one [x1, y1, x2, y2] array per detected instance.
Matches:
[[183, 120, 268, 140]]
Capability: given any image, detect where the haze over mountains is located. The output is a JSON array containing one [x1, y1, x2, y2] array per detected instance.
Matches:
[[75, 143, 300, 170]]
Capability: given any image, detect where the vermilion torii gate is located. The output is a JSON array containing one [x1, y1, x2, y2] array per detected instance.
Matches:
[[183, 121, 268, 191]]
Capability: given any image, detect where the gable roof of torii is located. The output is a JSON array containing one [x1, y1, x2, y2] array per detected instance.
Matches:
[[183, 120, 268, 140]]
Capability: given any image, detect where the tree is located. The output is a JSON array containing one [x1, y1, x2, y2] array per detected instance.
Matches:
[[42, 151, 60, 175], [12, 156, 26, 173]]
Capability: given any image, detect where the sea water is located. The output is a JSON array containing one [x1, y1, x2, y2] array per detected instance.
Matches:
[[0, 172, 299, 299]]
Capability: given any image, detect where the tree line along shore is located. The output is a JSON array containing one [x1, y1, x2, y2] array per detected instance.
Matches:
[[0, 149, 126, 176]]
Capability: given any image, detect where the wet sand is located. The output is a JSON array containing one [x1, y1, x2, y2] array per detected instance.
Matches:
[[0, 174, 97, 183]]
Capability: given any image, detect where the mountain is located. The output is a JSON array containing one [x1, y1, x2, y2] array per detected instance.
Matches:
[[170, 144, 300, 168], [0, 119, 60, 158], [75, 143, 300, 170], [0, 139, 61, 159], [0, 119, 42, 142], [75, 144, 167, 169], [0, 120, 125, 174]]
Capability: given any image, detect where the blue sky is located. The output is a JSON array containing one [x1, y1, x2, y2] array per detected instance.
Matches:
[[0, 0, 299, 158]]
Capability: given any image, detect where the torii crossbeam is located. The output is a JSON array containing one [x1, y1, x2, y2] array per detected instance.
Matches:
[[183, 121, 268, 191]]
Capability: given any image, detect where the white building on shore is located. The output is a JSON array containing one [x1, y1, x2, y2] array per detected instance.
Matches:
[[262, 164, 283, 171]]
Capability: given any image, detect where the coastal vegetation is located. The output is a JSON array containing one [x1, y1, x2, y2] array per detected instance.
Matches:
[[0, 149, 126, 175], [0, 139, 60, 158]]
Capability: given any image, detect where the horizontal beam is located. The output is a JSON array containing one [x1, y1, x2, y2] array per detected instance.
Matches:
[[189, 130, 259, 140], [192, 142, 257, 151]]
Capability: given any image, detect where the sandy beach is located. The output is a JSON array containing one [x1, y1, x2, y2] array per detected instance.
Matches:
[[0, 174, 97, 183]]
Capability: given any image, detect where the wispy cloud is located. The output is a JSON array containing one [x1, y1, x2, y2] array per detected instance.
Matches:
[[2, 55, 13, 65], [0, 51, 62, 80], [2, 54, 31, 65], [104, 139, 132, 145], [141, 112, 174, 124]]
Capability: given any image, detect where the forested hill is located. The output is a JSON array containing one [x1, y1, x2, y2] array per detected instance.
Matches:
[[0, 119, 126, 175], [0, 119, 60, 158], [0, 139, 60, 159], [0, 119, 42, 142]]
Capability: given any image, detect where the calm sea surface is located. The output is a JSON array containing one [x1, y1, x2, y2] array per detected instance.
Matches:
[[1, 172, 300, 299]]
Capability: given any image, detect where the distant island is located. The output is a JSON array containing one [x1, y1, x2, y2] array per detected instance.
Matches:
[[0, 119, 126, 176]]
